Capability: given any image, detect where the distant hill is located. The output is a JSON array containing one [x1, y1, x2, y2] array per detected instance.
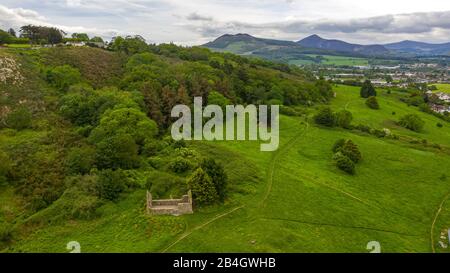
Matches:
[[203, 33, 301, 55], [202, 33, 366, 63], [203, 33, 450, 64], [384, 40, 450, 56], [297, 34, 389, 55]]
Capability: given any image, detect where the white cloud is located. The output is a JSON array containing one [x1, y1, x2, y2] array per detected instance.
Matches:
[[1, 1, 450, 45], [0, 4, 122, 40]]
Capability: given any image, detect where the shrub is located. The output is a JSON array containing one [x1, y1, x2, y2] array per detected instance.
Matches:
[[0, 151, 11, 184], [437, 122, 443, 128], [60, 85, 141, 126], [169, 157, 192, 173], [314, 107, 335, 127], [26, 175, 102, 223], [187, 168, 218, 205], [332, 139, 346, 153], [95, 133, 140, 170], [371, 129, 387, 138], [172, 139, 186, 149], [89, 107, 158, 146], [407, 95, 425, 106], [207, 91, 231, 109], [46, 65, 81, 91], [334, 139, 362, 163], [333, 152, 355, 174], [142, 139, 165, 156], [366, 96, 379, 109], [336, 110, 353, 129], [0, 223, 13, 243], [360, 80, 376, 98], [6, 107, 32, 130], [341, 140, 362, 163], [399, 114, 425, 132], [200, 158, 227, 202], [356, 124, 371, 133], [97, 169, 128, 201], [65, 146, 96, 174]]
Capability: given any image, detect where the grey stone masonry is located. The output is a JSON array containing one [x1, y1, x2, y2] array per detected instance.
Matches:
[[147, 191, 193, 216]]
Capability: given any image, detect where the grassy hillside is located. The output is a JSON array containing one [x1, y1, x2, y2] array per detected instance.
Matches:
[[5, 86, 450, 253], [433, 83, 450, 93], [1, 45, 449, 253]]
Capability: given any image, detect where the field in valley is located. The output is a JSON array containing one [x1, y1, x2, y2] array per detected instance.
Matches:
[[433, 83, 450, 93], [289, 55, 369, 66]]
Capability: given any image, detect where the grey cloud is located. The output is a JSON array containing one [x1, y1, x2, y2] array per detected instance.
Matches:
[[0, 4, 121, 40], [187, 10, 450, 44], [282, 11, 450, 34], [186, 12, 213, 21]]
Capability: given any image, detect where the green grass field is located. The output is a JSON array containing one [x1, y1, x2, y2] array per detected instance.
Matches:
[[433, 83, 450, 93], [289, 55, 369, 66], [309, 54, 369, 66], [4, 85, 450, 253], [4, 44, 32, 49], [288, 59, 316, 66]]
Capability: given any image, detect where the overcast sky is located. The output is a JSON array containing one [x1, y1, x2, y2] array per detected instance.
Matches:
[[1, 0, 450, 45]]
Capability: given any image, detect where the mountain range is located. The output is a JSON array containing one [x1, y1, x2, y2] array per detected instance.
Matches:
[[203, 34, 450, 61], [297, 34, 389, 55]]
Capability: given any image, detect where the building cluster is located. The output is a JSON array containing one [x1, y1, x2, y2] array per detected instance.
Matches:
[[426, 91, 450, 114]]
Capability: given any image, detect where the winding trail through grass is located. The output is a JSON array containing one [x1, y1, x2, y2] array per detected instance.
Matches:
[[260, 117, 426, 238], [430, 190, 450, 253], [161, 120, 310, 252], [261, 217, 421, 237], [161, 205, 244, 253], [260, 122, 309, 208]]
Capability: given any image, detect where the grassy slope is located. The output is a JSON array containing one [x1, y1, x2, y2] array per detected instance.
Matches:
[[9, 88, 450, 252], [332, 85, 450, 146], [2, 48, 450, 253]]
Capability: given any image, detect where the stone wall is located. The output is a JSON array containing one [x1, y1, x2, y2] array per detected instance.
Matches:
[[147, 191, 193, 216]]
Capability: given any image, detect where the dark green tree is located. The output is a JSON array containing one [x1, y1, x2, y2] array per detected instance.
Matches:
[[340, 140, 362, 163], [8, 28, 16, 37], [366, 96, 380, 109], [66, 146, 96, 174], [0, 30, 13, 44], [360, 80, 376, 98], [20, 25, 65, 44], [336, 110, 353, 129], [314, 107, 335, 127], [332, 139, 346, 153], [95, 133, 140, 170], [97, 169, 128, 201], [333, 152, 355, 174], [71, 33, 89, 41], [90, 36, 104, 43], [89, 107, 158, 146], [200, 158, 227, 202], [187, 168, 218, 205], [399, 114, 425, 132]]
